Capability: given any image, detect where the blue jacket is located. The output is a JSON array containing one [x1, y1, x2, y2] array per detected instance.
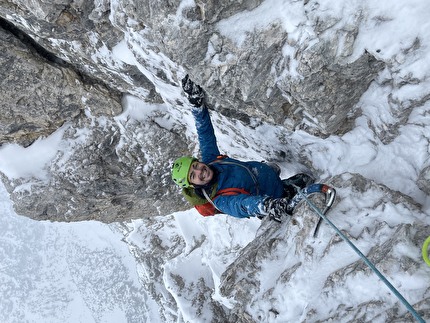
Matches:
[[192, 106, 284, 218]]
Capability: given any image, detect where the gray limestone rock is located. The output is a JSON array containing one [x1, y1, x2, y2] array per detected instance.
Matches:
[[0, 26, 121, 147], [0, 0, 419, 225], [280, 48, 385, 135], [0, 110, 193, 222], [0, 0, 160, 101], [1, 0, 383, 136], [417, 165, 430, 195]]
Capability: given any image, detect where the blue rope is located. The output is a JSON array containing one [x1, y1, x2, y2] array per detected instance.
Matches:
[[298, 190, 425, 323]]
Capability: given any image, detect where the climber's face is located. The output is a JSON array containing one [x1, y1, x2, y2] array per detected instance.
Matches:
[[188, 161, 213, 186]]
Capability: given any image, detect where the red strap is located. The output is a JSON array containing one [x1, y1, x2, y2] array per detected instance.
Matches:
[[214, 187, 249, 198], [195, 188, 249, 217], [198, 155, 249, 215]]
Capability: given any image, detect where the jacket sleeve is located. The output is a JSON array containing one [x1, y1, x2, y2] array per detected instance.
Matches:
[[214, 194, 266, 218], [192, 106, 220, 163]]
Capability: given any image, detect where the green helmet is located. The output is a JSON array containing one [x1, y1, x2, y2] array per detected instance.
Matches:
[[171, 156, 198, 188]]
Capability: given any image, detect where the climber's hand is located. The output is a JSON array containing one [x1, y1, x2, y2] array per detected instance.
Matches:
[[181, 74, 205, 107], [263, 197, 293, 222]]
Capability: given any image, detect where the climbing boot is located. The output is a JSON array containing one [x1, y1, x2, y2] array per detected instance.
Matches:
[[282, 173, 315, 199]]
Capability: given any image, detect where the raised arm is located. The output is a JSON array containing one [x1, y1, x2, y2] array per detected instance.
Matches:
[[182, 75, 220, 163]]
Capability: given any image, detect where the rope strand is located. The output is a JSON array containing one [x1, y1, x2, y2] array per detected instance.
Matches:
[[297, 190, 425, 323]]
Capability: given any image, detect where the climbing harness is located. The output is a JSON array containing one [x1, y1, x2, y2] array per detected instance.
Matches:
[[422, 236, 430, 267], [297, 189, 425, 323]]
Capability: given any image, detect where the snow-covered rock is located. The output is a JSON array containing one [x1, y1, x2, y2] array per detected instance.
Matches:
[[218, 173, 429, 322], [0, 24, 122, 147], [0, 0, 386, 220], [0, 0, 429, 322], [125, 172, 429, 322]]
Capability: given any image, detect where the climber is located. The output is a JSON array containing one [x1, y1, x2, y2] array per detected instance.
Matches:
[[171, 75, 323, 221]]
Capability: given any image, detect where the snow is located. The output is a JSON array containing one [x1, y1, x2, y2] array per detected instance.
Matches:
[[1, 0, 430, 322], [0, 183, 156, 322], [216, 0, 311, 46], [0, 126, 67, 181]]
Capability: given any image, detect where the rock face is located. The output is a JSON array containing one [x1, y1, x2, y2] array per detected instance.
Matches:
[[217, 173, 430, 322], [418, 165, 430, 195], [128, 0, 385, 134], [0, 106, 193, 222], [5, 0, 428, 225], [0, 24, 122, 147], [122, 213, 231, 322], [0, 13, 190, 222], [0, 0, 389, 221]]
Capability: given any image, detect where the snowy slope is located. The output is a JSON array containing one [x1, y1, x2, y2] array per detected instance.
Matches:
[[0, 183, 159, 323], [1, 0, 430, 322]]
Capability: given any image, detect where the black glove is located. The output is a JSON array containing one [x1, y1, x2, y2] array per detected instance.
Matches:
[[263, 197, 293, 222], [181, 74, 205, 107]]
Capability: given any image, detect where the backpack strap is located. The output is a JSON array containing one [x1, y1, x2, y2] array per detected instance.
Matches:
[[209, 158, 260, 195], [201, 189, 220, 213], [202, 187, 250, 214], [214, 187, 250, 198]]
